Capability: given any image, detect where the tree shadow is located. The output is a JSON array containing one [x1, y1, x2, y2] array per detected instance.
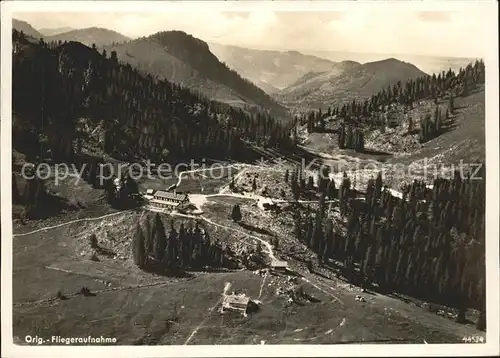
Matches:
[[439, 122, 460, 135], [79, 287, 97, 297], [310, 268, 336, 282], [402, 128, 420, 137]]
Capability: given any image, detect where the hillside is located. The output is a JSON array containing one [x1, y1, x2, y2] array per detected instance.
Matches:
[[11, 31, 487, 343], [377, 85, 485, 166], [208, 43, 336, 94], [39, 26, 75, 36], [46, 27, 131, 47], [105, 32, 287, 116], [276, 58, 426, 111], [12, 19, 42, 39]]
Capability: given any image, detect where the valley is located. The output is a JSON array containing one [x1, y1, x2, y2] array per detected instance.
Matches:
[[9, 16, 488, 347]]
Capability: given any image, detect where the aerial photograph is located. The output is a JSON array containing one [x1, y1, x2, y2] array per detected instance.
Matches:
[[5, 3, 495, 350]]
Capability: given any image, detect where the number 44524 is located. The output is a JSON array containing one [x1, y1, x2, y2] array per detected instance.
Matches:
[[462, 336, 485, 343]]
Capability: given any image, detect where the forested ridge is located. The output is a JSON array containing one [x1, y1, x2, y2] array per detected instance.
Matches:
[[132, 214, 238, 272], [286, 165, 486, 329], [12, 30, 294, 164]]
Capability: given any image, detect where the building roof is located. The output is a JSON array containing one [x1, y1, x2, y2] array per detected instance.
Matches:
[[271, 260, 288, 268], [223, 294, 250, 306], [153, 190, 188, 201], [146, 189, 155, 194]]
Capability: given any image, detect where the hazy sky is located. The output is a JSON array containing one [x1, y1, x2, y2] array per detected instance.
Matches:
[[15, 8, 490, 58]]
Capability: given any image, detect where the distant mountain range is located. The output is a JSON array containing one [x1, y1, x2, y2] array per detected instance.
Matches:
[[13, 19, 42, 39], [39, 26, 75, 36], [208, 43, 336, 94], [104, 31, 286, 116], [299, 50, 477, 78], [275, 58, 427, 110]]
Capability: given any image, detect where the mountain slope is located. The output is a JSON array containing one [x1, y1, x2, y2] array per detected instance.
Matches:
[[12, 29, 292, 164], [12, 19, 42, 39], [46, 27, 131, 47], [105, 31, 286, 116], [209, 43, 336, 93], [277, 58, 426, 110], [39, 27, 75, 36]]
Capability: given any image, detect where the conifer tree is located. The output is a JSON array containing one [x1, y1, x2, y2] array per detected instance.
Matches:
[[434, 105, 441, 135], [231, 204, 242, 222], [338, 125, 346, 149], [362, 245, 375, 286]]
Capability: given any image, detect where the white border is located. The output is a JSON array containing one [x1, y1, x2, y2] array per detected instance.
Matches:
[[1, 1, 499, 357]]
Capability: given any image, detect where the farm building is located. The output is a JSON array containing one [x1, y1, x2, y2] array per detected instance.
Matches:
[[149, 190, 189, 209], [270, 260, 289, 273]]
